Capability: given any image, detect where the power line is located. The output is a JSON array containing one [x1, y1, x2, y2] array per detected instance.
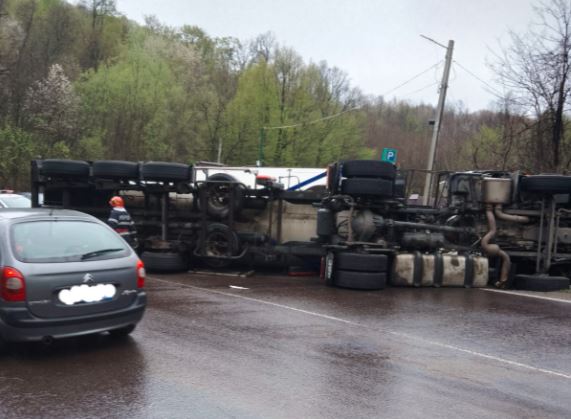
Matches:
[[263, 60, 443, 131], [263, 106, 362, 130], [453, 60, 504, 98], [402, 81, 440, 97], [381, 60, 443, 97]]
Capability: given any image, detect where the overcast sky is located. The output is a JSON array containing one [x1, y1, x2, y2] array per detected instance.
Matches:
[[115, 0, 537, 112]]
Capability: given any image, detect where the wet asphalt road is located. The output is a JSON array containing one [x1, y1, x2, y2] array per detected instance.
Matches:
[[1, 273, 570, 419]]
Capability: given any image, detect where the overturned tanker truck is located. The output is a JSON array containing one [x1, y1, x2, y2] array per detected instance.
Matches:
[[30, 159, 571, 291], [317, 160, 571, 291]]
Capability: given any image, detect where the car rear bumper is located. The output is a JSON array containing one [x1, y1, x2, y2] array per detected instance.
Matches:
[[0, 292, 146, 342]]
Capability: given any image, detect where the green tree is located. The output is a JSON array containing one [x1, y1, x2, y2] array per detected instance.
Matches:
[[0, 125, 37, 190]]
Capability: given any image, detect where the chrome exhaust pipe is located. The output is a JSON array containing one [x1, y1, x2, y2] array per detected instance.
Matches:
[[494, 204, 530, 223], [482, 204, 511, 288]]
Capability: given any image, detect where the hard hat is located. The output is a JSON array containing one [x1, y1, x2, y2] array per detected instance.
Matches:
[[109, 196, 124, 207]]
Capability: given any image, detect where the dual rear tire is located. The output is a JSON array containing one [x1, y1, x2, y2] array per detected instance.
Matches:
[[141, 251, 188, 273], [330, 160, 397, 198], [325, 252, 388, 290]]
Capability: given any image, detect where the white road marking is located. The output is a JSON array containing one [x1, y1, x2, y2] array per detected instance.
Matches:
[[481, 288, 571, 304], [229, 285, 249, 290], [149, 276, 571, 380]]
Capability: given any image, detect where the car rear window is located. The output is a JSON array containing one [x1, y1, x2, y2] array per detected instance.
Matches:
[[10, 220, 130, 263]]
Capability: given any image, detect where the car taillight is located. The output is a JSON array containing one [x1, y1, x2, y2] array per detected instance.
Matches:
[[1, 267, 26, 302], [136, 259, 145, 289]]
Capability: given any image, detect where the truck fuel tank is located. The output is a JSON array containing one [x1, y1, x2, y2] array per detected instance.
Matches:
[[391, 252, 488, 287]]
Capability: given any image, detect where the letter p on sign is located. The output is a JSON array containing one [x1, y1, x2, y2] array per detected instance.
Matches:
[[381, 148, 398, 164]]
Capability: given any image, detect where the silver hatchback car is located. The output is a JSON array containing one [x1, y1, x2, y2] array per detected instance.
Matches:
[[0, 209, 146, 348]]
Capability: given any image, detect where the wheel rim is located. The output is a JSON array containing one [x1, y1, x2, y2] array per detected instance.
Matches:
[[205, 231, 232, 257], [204, 229, 236, 268], [209, 184, 230, 210]]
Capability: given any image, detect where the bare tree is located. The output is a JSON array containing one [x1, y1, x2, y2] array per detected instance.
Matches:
[[248, 32, 276, 63], [493, 0, 571, 171]]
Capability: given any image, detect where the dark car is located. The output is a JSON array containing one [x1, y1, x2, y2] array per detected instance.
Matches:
[[0, 209, 146, 349]]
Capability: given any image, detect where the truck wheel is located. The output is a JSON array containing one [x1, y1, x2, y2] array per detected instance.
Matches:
[[520, 175, 571, 194], [40, 159, 90, 178], [203, 223, 240, 268], [141, 251, 188, 273], [336, 252, 388, 272], [203, 174, 244, 219], [341, 160, 396, 180], [141, 162, 191, 182], [92, 160, 139, 179], [334, 270, 387, 290], [341, 178, 393, 197], [514, 274, 570, 291]]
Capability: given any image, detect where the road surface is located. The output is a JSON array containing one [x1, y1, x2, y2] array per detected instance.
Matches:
[[1, 272, 570, 418]]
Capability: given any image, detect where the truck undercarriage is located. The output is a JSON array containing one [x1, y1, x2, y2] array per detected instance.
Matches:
[[31, 159, 325, 273], [30, 158, 571, 291], [318, 161, 571, 291]]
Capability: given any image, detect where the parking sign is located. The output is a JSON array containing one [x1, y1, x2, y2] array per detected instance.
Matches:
[[381, 148, 398, 164]]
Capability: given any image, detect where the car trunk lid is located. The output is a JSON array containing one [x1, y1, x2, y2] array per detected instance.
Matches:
[[23, 259, 138, 319]]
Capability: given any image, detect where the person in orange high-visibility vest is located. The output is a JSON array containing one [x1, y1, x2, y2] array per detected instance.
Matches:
[[107, 196, 138, 249]]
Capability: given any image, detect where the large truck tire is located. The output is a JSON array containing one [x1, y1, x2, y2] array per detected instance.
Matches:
[[141, 251, 188, 273], [341, 178, 393, 197], [520, 175, 571, 195], [92, 160, 139, 179], [335, 270, 387, 290], [203, 173, 244, 219], [141, 162, 191, 182], [40, 159, 90, 178], [336, 252, 388, 272], [202, 223, 240, 268], [514, 274, 570, 291], [341, 160, 396, 180]]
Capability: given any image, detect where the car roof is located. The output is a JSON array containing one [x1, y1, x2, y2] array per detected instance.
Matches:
[[0, 194, 27, 198], [0, 208, 96, 221]]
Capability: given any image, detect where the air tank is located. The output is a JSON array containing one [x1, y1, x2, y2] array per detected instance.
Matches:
[[316, 208, 335, 237], [391, 252, 488, 287]]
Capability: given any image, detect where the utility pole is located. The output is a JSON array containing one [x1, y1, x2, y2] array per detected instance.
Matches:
[[422, 38, 454, 206]]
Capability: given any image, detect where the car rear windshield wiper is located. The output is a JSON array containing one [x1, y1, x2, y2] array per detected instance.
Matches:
[[81, 248, 124, 260]]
